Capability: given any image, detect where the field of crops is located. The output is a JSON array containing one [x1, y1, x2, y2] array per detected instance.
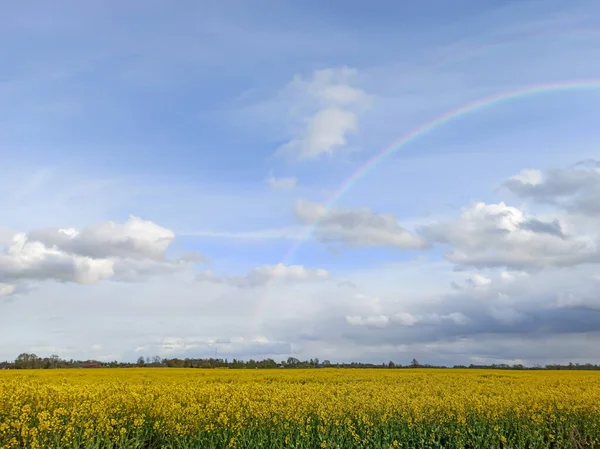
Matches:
[[1, 368, 599, 449]]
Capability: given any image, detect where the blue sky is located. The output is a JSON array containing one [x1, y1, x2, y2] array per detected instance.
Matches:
[[2, 0, 600, 365]]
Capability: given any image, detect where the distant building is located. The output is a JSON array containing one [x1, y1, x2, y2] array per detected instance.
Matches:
[[83, 362, 102, 368]]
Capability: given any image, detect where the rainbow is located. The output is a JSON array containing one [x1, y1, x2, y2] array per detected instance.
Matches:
[[248, 78, 600, 333]]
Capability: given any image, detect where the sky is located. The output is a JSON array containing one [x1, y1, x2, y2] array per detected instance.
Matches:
[[2, 0, 600, 366]]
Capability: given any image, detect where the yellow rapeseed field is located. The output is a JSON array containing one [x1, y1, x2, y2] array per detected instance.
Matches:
[[1, 368, 599, 448]]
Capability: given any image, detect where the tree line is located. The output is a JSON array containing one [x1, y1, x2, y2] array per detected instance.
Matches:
[[1, 353, 600, 370]]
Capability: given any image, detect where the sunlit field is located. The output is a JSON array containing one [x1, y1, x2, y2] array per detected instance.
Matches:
[[1, 368, 599, 449]]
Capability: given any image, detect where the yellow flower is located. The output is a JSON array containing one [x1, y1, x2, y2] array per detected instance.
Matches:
[[0, 367, 598, 447]]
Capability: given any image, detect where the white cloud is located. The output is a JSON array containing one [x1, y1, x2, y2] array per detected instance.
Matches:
[[0, 227, 15, 246], [27, 216, 175, 260], [346, 311, 469, 329], [393, 312, 419, 326], [156, 335, 291, 358], [298, 67, 370, 106], [452, 270, 529, 293], [276, 67, 370, 159], [465, 274, 492, 288], [0, 217, 199, 295], [420, 201, 596, 270], [294, 199, 428, 250], [278, 107, 357, 159], [346, 314, 389, 328], [506, 169, 544, 186], [499, 271, 528, 283], [504, 162, 600, 214], [197, 263, 330, 289], [265, 175, 297, 190], [0, 283, 16, 297], [0, 233, 115, 285], [443, 312, 470, 326], [353, 293, 382, 315]]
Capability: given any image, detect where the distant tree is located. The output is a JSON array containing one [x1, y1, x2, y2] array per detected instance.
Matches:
[[6, 350, 600, 371], [262, 358, 278, 368], [15, 353, 40, 369], [50, 354, 60, 369]]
